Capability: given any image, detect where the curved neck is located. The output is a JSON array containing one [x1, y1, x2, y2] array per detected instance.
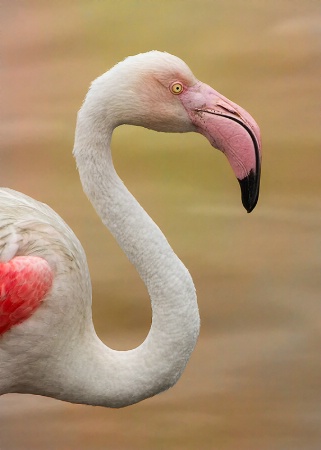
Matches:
[[68, 99, 200, 407]]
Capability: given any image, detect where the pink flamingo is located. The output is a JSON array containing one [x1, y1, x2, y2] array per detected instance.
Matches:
[[0, 52, 261, 407]]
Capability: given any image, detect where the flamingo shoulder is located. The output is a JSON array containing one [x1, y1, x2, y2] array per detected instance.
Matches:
[[0, 255, 53, 335]]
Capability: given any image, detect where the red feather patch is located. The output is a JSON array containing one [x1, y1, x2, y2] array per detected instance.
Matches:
[[0, 256, 53, 335]]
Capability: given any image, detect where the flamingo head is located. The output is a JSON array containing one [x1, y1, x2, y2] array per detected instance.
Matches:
[[89, 51, 262, 212]]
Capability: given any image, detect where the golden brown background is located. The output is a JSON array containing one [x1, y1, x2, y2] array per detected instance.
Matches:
[[1, 1, 321, 449]]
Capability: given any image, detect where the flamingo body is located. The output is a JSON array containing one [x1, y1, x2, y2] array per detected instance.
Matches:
[[0, 51, 261, 407]]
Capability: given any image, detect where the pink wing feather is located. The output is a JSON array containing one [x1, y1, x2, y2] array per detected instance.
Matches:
[[0, 256, 53, 335]]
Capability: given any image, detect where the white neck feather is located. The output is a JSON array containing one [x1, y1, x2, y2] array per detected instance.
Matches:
[[67, 80, 200, 407]]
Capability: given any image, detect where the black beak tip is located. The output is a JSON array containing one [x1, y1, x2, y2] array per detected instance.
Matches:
[[238, 170, 260, 213]]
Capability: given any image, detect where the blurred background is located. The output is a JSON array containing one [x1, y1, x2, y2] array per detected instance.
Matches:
[[1, 1, 321, 449]]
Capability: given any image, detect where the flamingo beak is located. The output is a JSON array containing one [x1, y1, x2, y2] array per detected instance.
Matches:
[[181, 82, 262, 213]]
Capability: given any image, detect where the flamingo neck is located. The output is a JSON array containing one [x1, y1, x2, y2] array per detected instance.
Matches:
[[68, 95, 200, 407]]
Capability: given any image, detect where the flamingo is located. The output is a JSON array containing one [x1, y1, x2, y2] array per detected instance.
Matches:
[[0, 51, 261, 408]]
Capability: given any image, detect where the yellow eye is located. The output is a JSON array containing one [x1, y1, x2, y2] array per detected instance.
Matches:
[[170, 82, 184, 95]]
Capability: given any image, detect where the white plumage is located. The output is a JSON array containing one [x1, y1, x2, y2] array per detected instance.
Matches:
[[0, 52, 261, 407]]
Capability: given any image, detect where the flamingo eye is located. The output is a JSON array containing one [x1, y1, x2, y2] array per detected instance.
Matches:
[[170, 82, 184, 95]]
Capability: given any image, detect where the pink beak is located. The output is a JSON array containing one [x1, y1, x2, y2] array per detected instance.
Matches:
[[180, 82, 262, 212]]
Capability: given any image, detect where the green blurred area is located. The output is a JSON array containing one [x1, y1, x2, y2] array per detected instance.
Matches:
[[1, 1, 321, 449]]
